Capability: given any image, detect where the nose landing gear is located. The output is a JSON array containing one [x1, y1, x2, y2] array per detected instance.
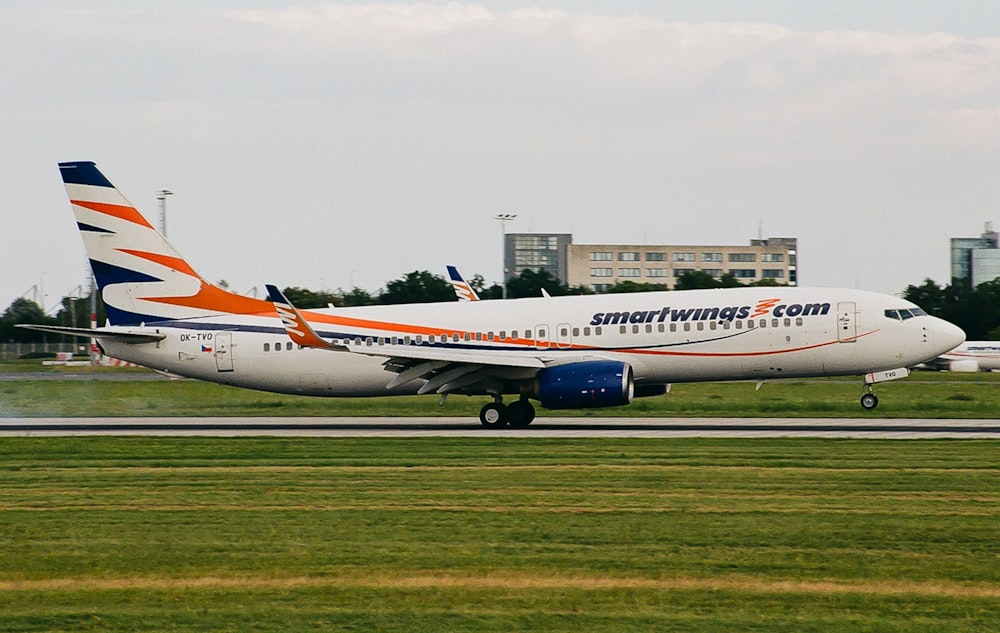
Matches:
[[860, 388, 879, 410]]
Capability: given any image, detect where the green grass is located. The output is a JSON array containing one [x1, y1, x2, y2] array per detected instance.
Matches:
[[0, 437, 997, 631], [2, 369, 1000, 417]]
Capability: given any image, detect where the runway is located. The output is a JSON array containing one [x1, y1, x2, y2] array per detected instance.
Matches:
[[1, 417, 998, 438]]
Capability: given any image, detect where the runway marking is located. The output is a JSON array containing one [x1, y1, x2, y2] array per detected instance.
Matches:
[[2, 573, 997, 599]]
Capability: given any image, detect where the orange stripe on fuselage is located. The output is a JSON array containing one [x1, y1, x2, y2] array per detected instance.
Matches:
[[71, 200, 155, 229]]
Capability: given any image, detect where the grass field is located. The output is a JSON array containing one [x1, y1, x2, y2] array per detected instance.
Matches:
[[2, 365, 999, 418], [1, 437, 998, 632]]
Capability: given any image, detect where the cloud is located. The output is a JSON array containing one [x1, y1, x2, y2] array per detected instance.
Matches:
[[3, 2, 1000, 307]]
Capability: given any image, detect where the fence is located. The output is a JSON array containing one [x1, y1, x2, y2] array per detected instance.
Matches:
[[1, 342, 87, 360]]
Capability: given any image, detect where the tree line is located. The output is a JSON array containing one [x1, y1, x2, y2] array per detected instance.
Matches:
[[5, 269, 999, 343]]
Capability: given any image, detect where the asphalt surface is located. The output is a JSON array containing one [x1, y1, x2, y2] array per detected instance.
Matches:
[[1, 417, 997, 438]]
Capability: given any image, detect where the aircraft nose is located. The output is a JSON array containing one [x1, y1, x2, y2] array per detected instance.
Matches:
[[932, 318, 966, 354]]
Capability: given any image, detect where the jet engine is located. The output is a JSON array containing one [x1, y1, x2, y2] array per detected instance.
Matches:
[[533, 360, 634, 409]]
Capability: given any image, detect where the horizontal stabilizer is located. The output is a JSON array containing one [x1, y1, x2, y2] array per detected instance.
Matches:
[[16, 324, 166, 343]]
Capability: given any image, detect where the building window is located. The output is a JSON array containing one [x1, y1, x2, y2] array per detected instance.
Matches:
[[761, 253, 785, 262], [703, 269, 723, 278], [730, 269, 756, 278], [589, 252, 613, 261], [646, 252, 666, 261], [646, 268, 669, 277], [618, 268, 640, 277], [592, 284, 610, 292], [514, 235, 559, 250], [762, 269, 785, 279], [590, 268, 613, 277], [729, 253, 756, 262], [674, 268, 695, 277], [673, 252, 695, 262], [702, 252, 723, 262], [618, 251, 640, 261]]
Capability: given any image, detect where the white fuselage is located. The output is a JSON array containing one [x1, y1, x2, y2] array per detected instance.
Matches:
[[98, 286, 963, 399]]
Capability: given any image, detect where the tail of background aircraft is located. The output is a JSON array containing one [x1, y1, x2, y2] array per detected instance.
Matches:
[[59, 161, 271, 325], [446, 265, 480, 302]]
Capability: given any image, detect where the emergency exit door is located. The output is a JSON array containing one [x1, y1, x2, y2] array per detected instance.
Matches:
[[215, 332, 234, 371]]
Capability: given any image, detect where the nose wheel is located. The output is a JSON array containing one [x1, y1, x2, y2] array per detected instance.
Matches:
[[860, 388, 879, 410]]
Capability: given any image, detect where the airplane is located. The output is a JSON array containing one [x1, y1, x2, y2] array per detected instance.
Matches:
[[929, 341, 1000, 372], [448, 265, 550, 300], [22, 161, 966, 427], [446, 266, 480, 301]]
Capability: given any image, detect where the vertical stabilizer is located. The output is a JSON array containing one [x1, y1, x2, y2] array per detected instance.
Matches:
[[59, 161, 270, 325]]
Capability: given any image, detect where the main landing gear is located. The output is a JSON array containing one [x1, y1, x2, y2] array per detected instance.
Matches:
[[479, 397, 536, 428]]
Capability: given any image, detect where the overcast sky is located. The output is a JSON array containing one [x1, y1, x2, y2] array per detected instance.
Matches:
[[3, 1, 1000, 313]]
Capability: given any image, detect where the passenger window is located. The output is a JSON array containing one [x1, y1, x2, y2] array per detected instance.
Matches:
[[747, 321, 755, 329], [595, 326, 602, 335], [645, 324, 652, 334], [709, 322, 717, 331], [572, 327, 579, 337], [658, 324, 664, 333], [723, 322, 730, 330], [620, 326, 627, 334], [735, 321, 742, 330], [511, 330, 518, 339], [274, 341, 281, 351], [795, 318, 803, 326], [771, 319, 778, 328], [632, 325, 640, 334], [287, 341, 293, 350], [670, 323, 677, 332], [464, 333, 471, 342], [415, 335, 423, 344], [759, 319, 767, 328], [366, 337, 374, 346], [784, 318, 791, 327], [263, 343, 270, 352], [452, 333, 460, 343], [684, 323, 691, 332], [697, 322, 704, 331], [583, 327, 591, 336]]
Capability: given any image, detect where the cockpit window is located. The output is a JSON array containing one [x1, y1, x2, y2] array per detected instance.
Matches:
[[885, 307, 928, 321]]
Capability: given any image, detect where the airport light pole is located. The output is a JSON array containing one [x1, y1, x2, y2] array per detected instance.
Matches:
[[494, 213, 517, 299], [156, 188, 174, 237]]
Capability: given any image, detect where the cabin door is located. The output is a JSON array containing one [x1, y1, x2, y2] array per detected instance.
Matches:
[[837, 302, 857, 343]]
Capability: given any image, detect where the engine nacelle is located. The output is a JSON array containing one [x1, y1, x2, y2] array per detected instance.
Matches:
[[534, 360, 634, 410]]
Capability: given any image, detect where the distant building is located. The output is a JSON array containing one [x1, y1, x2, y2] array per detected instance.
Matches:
[[951, 223, 999, 288], [504, 233, 797, 291]]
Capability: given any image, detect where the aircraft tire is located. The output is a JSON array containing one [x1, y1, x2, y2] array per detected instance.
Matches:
[[507, 400, 536, 428], [860, 393, 879, 410], [479, 402, 508, 427]]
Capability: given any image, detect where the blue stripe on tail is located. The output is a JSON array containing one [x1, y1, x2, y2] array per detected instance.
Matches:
[[59, 161, 114, 188]]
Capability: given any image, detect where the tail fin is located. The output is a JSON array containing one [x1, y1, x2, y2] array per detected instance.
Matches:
[[446, 265, 480, 302], [59, 161, 270, 325]]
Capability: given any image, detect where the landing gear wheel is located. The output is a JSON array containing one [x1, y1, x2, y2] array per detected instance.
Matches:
[[507, 400, 536, 428], [479, 402, 508, 427], [860, 393, 879, 410]]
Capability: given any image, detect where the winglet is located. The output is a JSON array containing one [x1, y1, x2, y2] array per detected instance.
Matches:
[[266, 284, 342, 350], [446, 266, 480, 302]]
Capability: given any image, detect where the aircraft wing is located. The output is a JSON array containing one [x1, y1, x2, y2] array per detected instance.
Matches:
[[266, 284, 562, 395], [15, 324, 166, 343]]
